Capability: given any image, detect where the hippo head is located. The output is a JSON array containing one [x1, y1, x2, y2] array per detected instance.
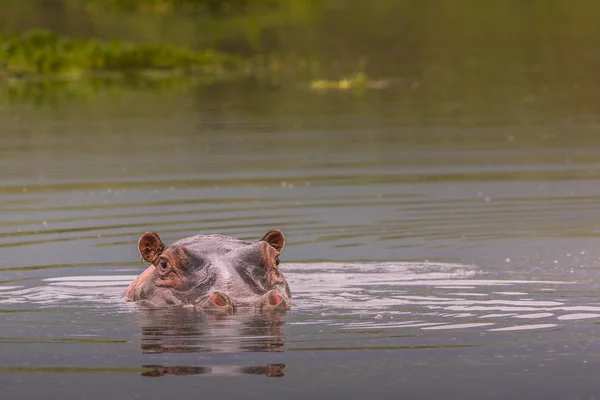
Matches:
[[123, 229, 290, 311]]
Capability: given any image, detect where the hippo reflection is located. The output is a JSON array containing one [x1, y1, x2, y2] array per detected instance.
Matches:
[[124, 229, 291, 310], [136, 307, 285, 354], [141, 364, 286, 378], [135, 307, 287, 377]]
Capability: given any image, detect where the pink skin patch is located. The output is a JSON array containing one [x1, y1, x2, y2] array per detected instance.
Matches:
[[269, 292, 283, 306], [209, 293, 228, 307]]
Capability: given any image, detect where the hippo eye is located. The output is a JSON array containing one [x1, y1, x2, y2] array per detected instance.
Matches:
[[158, 258, 169, 273]]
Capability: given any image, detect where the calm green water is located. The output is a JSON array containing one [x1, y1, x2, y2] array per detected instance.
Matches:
[[3, 2, 600, 399]]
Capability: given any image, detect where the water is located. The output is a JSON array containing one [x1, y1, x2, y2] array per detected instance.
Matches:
[[3, 2, 600, 398], [2, 87, 600, 399]]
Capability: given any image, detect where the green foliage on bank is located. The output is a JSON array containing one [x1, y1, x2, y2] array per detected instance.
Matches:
[[0, 29, 239, 77], [0, 0, 370, 105], [85, 0, 316, 15], [86, 0, 322, 16], [0, 29, 367, 90]]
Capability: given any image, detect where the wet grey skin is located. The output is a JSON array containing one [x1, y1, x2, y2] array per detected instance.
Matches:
[[123, 229, 291, 311]]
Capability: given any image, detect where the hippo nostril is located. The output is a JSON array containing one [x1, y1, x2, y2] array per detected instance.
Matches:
[[209, 292, 229, 307], [268, 291, 283, 306]]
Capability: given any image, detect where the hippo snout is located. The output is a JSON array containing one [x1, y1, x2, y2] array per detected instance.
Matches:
[[260, 290, 288, 310]]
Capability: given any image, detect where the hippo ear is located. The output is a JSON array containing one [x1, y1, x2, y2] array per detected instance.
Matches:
[[260, 229, 285, 252], [138, 232, 166, 264]]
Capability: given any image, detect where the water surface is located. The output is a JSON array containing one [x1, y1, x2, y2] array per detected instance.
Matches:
[[3, 2, 600, 398]]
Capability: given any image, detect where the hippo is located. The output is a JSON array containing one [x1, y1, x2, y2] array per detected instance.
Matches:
[[123, 229, 290, 310]]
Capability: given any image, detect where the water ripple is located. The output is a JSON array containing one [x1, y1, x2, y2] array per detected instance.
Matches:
[[0, 262, 597, 335]]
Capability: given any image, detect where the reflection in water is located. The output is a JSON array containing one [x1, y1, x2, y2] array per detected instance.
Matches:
[[136, 307, 285, 377], [135, 307, 287, 378], [136, 307, 285, 354], [141, 364, 286, 378]]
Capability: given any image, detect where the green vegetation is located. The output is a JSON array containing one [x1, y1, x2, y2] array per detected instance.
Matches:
[[0, 28, 364, 101], [84, 0, 306, 15], [309, 73, 368, 92], [0, 0, 327, 84], [0, 0, 372, 101], [0, 29, 238, 77], [4, 0, 600, 108]]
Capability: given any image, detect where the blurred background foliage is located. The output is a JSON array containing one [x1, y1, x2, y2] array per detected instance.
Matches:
[[1, 0, 600, 110]]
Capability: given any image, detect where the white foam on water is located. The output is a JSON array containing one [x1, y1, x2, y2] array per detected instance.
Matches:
[[0, 286, 23, 291], [392, 295, 461, 301], [392, 322, 449, 328], [0, 261, 595, 334], [0, 279, 127, 309], [478, 314, 518, 318], [443, 313, 475, 318], [494, 292, 528, 295], [44, 276, 139, 282], [341, 321, 384, 326], [48, 282, 130, 287], [422, 323, 495, 330], [357, 279, 564, 287], [434, 286, 476, 289], [342, 322, 435, 330], [557, 313, 600, 321], [512, 313, 554, 319], [550, 306, 600, 312], [447, 306, 546, 312], [488, 324, 558, 332], [290, 320, 340, 326], [453, 300, 564, 306]]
